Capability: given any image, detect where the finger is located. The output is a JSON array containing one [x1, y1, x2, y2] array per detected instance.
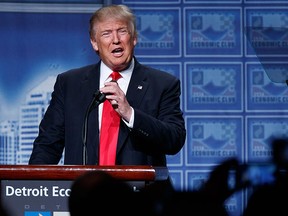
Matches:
[[111, 99, 118, 109]]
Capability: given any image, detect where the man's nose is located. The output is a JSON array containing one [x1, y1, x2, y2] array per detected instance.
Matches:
[[112, 31, 120, 44]]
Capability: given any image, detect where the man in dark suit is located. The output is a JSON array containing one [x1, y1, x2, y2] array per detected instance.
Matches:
[[29, 4, 186, 166]]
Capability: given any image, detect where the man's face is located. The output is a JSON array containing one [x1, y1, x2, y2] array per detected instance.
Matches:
[[90, 19, 137, 71]]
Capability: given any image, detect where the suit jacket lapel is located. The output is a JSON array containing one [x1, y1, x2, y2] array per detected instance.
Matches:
[[117, 60, 148, 154], [126, 60, 149, 107], [82, 63, 101, 163]]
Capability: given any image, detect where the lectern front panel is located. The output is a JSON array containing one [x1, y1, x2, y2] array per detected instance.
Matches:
[[1, 180, 72, 216], [1, 179, 146, 216]]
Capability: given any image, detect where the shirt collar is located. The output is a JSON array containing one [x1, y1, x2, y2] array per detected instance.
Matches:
[[100, 58, 134, 82]]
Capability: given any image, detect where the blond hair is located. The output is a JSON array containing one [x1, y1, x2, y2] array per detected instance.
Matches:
[[89, 4, 137, 39]]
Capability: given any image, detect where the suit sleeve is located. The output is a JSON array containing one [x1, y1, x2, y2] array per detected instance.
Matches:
[[131, 76, 186, 155], [29, 74, 65, 164]]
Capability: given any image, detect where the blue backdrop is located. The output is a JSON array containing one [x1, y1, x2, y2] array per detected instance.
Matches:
[[1, 1, 288, 215]]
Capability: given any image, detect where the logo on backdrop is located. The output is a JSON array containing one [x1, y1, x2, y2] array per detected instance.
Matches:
[[187, 170, 241, 215], [185, 63, 242, 111], [246, 8, 288, 56], [186, 117, 242, 165], [133, 8, 181, 57], [184, 7, 241, 56], [246, 63, 288, 111], [247, 117, 288, 162]]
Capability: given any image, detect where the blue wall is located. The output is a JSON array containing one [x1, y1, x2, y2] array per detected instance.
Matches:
[[1, 1, 288, 215]]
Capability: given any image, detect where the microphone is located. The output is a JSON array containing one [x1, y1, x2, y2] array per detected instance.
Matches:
[[82, 90, 106, 165]]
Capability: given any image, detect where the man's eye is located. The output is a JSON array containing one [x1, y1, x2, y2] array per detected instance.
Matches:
[[119, 29, 128, 35], [102, 32, 111, 37]]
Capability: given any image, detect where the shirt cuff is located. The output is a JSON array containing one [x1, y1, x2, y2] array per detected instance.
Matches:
[[123, 107, 134, 128]]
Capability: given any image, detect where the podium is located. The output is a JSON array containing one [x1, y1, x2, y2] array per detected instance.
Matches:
[[0, 165, 168, 216]]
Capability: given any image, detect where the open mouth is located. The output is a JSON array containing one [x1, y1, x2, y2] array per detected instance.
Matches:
[[112, 48, 123, 53]]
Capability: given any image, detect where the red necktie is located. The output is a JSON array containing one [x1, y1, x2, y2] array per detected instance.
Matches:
[[99, 71, 121, 165]]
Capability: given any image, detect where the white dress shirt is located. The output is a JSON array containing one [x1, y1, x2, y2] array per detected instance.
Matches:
[[99, 59, 135, 129]]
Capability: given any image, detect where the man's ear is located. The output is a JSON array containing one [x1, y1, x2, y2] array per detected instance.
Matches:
[[90, 38, 99, 52], [133, 36, 137, 46]]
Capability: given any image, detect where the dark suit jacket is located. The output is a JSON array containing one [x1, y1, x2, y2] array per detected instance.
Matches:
[[29, 57, 186, 166]]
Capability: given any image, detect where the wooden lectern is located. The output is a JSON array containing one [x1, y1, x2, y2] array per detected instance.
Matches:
[[0, 165, 169, 216], [0, 165, 169, 181]]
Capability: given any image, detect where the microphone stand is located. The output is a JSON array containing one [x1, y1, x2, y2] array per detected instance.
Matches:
[[82, 90, 106, 165]]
